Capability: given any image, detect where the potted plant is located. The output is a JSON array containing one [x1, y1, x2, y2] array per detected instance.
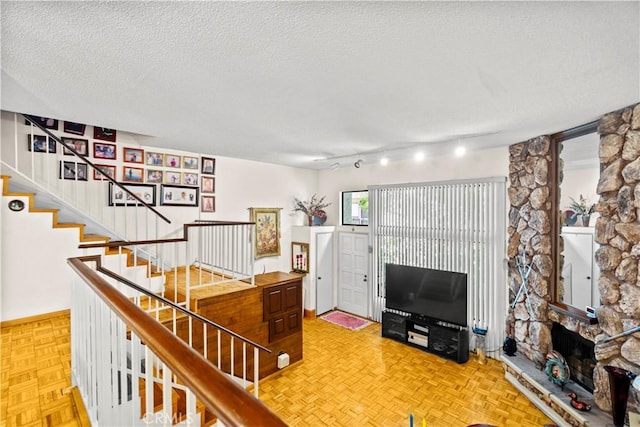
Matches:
[[568, 195, 595, 226], [293, 194, 331, 226]]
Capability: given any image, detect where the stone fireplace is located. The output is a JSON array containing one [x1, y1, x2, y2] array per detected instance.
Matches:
[[551, 322, 596, 392], [506, 103, 640, 420]]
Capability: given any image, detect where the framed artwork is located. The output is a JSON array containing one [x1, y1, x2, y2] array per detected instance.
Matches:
[[123, 166, 144, 182], [94, 164, 116, 180], [93, 142, 116, 159], [164, 154, 181, 168], [201, 157, 215, 175], [77, 163, 88, 181], [183, 156, 199, 170], [59, 161, 87, 181], [94, 127, 117, 142], [160, 184, 199, 207], [62, 137, 88, 156], [182, 172, 198, 186], [28, 135, 56, 153], [249, 207, 281, 259], [25, 117, 58, 130], [123, 147, 143, 163], [63, 121, 86, 136], [164, 171, 181, 184], [201, 195, 215, 213], [146, 152, 164, 166], [201, 176, 215, 194], [146, 169, 163, 184], [108, 182, 156, 207]]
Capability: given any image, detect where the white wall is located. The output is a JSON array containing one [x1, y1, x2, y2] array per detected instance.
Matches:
[[0, 187, 101, 320], [316, 146, 510, 231], [560, 166, 599, 213]]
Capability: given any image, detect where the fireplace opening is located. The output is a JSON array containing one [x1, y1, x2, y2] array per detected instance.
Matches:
[[551, 322, 596, 392]]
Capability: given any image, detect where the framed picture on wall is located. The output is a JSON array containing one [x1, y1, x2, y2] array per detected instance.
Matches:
[[123, 147, 144, 163], [25, 116, 58, 130], [94, 142, 116, 159], [63, 121, 86, 136], [183, 156, 199, 170], [164, 171, 181, 185], [123, 166, 144, 182], [160, 184, 199, 207], [249, 207, 281, 259], [146, 169, 163, 184], [94, 127, 117, 142], [108, 182, 156, 207], [182, 172, 198, 186], [94, 164, 116, 180], [59, 161, 87, 181], [201, 195, 215, 213], [28, 135, 56, 153], [146, 152, 164, 166], [201, 176, 215, 194], [201, 157, 215, 175], [62, 138, 88, 156], [164, 154, 181, 168]]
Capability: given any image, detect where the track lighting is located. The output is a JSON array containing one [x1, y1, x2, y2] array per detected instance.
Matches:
[[330, 162, 340, 170], [354, 159, 363, 168], [380, 156, 389, 166]]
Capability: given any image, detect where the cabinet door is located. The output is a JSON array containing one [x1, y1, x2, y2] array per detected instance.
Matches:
[[284, 284, 300, 311], [264, 287, 283, 321]]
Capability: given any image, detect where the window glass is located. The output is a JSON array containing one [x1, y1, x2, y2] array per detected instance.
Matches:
[[342, 190, 368, 225]]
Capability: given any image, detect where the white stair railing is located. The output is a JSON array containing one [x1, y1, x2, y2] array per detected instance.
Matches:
[[69, 254, 278, 427], [0, 111, 171, 243]]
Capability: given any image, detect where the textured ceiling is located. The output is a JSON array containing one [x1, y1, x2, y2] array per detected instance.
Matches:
[[1, 1, 639, 170]]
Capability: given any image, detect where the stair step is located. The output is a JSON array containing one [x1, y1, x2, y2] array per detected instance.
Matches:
[[139, 377, 216, 426]]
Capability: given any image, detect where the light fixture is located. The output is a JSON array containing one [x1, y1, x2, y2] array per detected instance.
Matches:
[[455, 146, 466, 157], [380, 156, 389, 166], [354, 159, 363, 168], [330, 162, 340, 170], [414, 151, 425, 162]]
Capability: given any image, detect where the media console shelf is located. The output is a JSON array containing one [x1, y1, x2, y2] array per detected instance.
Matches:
[[382, 311, 469, 363]]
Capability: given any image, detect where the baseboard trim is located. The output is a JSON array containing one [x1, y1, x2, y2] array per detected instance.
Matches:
[[304, 308, 316, 318], [1, 308, 70, 327]]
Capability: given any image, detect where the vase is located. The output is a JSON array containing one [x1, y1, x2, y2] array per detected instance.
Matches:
[[605, 365, 636, 427], [581, 214, 591, 227], [313, 210, 327, 226], [306, 215, 313, 226]]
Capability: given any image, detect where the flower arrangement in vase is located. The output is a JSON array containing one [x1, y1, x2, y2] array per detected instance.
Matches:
[[568, 194, 595, 226], [293, 194, 331, 226]]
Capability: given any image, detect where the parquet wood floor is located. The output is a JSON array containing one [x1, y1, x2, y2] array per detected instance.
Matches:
[[259, 317, 553, 427], [1, 311, 552, 427], [1, 312, 88, 427]]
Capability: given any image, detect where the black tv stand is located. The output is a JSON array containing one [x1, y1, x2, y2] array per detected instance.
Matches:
[[382, 311, 469, 363]]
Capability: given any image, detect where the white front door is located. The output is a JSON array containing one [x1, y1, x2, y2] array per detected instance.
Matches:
[[338, 232, 368, 317], [315, 232, 334, 315]]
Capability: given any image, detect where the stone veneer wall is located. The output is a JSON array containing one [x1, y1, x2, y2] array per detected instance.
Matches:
[[507, 102, 640, 413]]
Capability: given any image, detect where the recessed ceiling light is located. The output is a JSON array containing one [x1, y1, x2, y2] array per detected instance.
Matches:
[[455, 146, 466, 157], [414, 151, 425, 162]]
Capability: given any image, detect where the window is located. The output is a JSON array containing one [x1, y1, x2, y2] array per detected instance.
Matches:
[[342, 190, 368, 225]]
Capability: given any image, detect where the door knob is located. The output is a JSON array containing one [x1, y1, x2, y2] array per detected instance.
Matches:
[[586, 276, 591, 280], [318, 277, 322, 280]]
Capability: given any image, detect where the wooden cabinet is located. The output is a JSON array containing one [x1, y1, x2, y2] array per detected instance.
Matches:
[[263, 279, 302, 342]]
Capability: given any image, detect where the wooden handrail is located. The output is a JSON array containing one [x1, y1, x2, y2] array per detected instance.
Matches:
[[78, 220, 255, 249], [67, 257, 287, 427], [23, 114, 171, 224], [90, 256, 270, 353]]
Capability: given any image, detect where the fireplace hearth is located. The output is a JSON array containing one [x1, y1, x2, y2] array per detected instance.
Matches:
[[551, 322, 596, 393]]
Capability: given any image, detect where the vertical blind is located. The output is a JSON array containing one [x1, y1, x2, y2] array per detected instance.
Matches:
[[369, 177, 507, 356]]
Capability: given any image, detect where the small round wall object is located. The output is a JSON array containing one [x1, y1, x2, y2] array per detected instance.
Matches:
[[8, 199, 25, 212]]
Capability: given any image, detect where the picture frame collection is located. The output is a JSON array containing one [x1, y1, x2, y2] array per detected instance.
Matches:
[[25, 116, 217, 211]]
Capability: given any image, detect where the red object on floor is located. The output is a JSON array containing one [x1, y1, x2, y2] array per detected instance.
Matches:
[[320, 311, 372, 331]]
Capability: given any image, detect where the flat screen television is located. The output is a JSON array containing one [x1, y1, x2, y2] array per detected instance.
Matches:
[[385, 263, 468, 327]]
